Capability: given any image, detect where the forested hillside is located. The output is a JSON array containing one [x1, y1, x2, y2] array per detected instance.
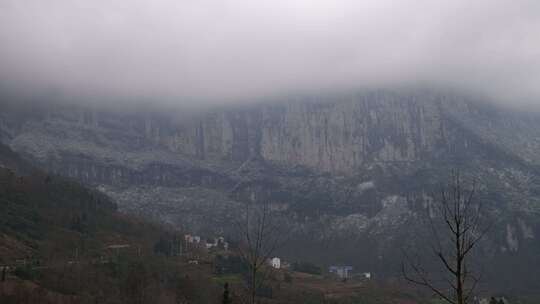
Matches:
[[0, 144, 225, 304]]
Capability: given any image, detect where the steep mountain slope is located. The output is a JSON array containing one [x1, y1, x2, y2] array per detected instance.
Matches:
[[0, 142, 165, 264], [1, 91, 540, 291], [0, 144, 235, 304]]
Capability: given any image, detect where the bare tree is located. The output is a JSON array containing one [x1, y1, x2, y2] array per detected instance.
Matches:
[[234, 201, 286, 304], [402, 170, 490, 304]]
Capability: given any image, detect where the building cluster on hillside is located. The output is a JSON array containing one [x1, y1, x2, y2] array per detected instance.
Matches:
[[184, 234, 201, 244], [184, 234, 229, 251], [205, 236, 229, 250], [328, 266, 372, 280]]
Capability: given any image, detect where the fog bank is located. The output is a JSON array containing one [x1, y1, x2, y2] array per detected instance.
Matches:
[[0, 0, 539, 106]]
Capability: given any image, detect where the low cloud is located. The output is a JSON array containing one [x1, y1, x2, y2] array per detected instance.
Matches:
[[0, 0, 539, 105]]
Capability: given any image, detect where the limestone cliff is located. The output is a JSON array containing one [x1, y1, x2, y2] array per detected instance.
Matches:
[[140, 92, 448, 173]]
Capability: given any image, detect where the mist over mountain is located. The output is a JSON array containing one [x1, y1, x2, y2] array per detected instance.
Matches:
[[1, 0, 540, 106]]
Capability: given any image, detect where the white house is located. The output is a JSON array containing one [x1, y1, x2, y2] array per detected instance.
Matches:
[[270, 257, 281, 269], [184, 234, 201, 244], [205, 237, 229, 250]]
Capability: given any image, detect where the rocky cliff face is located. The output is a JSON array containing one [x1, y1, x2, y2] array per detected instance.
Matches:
[[1, 91, 540, 286], [3, 91, 536, 175], [2, 91, 540, 214], [135, 92, 447, 173]]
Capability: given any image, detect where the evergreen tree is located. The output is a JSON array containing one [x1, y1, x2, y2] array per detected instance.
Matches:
[[222, 282, 230, 304]]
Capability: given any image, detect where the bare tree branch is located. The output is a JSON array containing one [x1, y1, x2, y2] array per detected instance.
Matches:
[[402, 170, 489, 304], [233, 200, 289, 304]]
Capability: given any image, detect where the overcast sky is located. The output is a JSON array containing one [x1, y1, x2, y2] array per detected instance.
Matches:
[[0, 0, 539, 105]]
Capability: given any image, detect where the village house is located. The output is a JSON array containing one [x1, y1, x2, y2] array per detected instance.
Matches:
[[329, 266, 353, 279], [184, 234, 201, 244], [352, 272, 372, 280], [205, 236, 229, 250], [269, 257, 281, 269]]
